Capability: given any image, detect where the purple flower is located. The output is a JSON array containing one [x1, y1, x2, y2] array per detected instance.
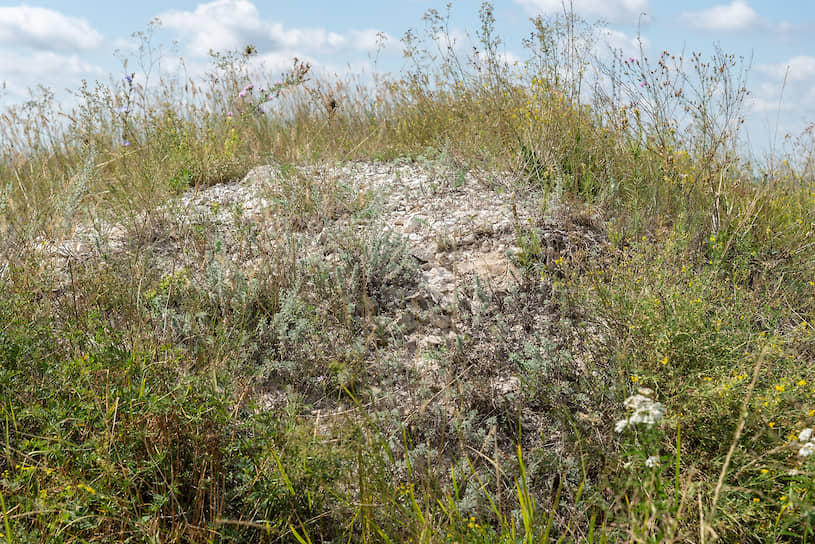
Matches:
[[259, 86, 265, 92], [121, 139, 130, 147], [124, 74, 133, 84], [119, 106, 128, 113], [639, 81, 646, 87], [267, 94, 274, 101], [238, 84, 254, 98], [627, 57, 634, 63], [257, 106, 264, 113], [227, 111, 233, 117]]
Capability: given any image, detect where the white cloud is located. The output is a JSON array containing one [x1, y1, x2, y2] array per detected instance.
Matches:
[[0, 6, 103, 51], [744, 56, 815, 151], [0, 50, 104, 100], [755, 56, 815, 83], [597, 28, 647, 58], [679, 1, 759, 32], [157, 0, 389, 59], [513, 0, 650, 24]]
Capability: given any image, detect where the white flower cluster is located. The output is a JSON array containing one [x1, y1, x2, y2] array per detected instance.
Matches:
[[798, 428, 815, 458], [615, 389, 665, 433]]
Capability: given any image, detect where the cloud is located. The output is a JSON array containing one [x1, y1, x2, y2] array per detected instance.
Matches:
[[596, 28, 647, 58], [744, 56, 815, 150], [0, 50, 104, 100], [755, 56, 815, 83], [679, 1, 760, 32], [513, 0, 650, 24], [157, 0, 389, 59], [0, 6, 103, 51]]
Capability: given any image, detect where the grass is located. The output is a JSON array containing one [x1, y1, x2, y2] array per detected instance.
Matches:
[[1, 3, 814, 542]]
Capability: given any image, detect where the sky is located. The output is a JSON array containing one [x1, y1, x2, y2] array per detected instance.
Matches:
[[0, 0, 813, 157]]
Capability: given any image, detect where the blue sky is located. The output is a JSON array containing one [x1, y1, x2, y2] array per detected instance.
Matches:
[[1, 1, 813, 156]]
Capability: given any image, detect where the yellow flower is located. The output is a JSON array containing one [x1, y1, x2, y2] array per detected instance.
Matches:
[[769, 422, 776, 428], [753, 497, 760, 502], [775, 384, 785, 392], [761, 469, 769, 474], [798, 380, 808, 387], [77, 483, 96, 495]]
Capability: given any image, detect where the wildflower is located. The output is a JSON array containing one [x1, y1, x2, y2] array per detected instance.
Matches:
[[124, 73, 133, 84], [645, 455, 659, 467], [639, 81, 646, 87], [119, 106, 128, 114], [77, 483, 97, 495], [798, 427, 815, 457], [227, 111, 233, 117], [615, 392, 664, 433], [627, 56, 635, 63], [238, 83, 254, 98], [121, 139, 130, 147]]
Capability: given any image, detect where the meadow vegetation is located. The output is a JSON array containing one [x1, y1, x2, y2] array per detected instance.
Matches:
[[1, 4, 814, 542]]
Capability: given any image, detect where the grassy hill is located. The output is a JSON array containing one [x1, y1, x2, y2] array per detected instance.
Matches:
[[1, 5, 814, 543]]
